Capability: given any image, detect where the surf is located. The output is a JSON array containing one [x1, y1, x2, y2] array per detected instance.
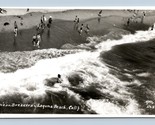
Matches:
[[1, 25, 155, 114]]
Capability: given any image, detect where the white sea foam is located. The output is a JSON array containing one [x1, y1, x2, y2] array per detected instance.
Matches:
[[86, 98, 141, 115], [1, 25, 155, 114], [96, 26, 155, 52], [136, 72, 151, 77]]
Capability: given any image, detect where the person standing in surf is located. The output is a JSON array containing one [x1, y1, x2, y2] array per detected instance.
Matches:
[[127, 18, 130, 26], [85, 24, 90, 35], [79, 24, 84, 35], [74, 15, 78, 22], [75, 18, 80, 30], [13, 21, 18, 44], [36, 34, 41, 48], [14, 27, 18, 37], [141, 11, 146, 24], [13, 26, 18, 44], [74, 15, 78, 29], [47, 16, 53, 37], [32, 34, 37, 47], [36, 23, 42, 34], [14, 21, 18, 36], [98, 10, 102, 23], [41, 15, 47, 29], [14, 21, 18, 29], [47, 16, 53, 29]]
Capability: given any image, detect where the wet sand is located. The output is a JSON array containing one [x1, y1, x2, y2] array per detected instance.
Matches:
[[0, 9, 155, 52]]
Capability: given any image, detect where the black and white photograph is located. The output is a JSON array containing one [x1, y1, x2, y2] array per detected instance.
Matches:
[[0, 7, 155, 117]]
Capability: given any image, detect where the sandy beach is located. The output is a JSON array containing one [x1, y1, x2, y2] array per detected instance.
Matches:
[[0, 9, 155, 52]]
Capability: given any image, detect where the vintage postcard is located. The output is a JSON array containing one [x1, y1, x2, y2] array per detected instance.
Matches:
[[0, 7, 155, 118]]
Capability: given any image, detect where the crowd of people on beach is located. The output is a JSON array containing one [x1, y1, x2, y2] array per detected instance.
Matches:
[[73, 15, 90, 35], [31, 14, 53, 48], [12, 9, 103, 49], [13, 10, 53, 49], [125, 10, 146, 26], [30, 10, 103, 48], [11, 9, 104, 49], [10, 9, 153, 50], [73, 10, 102, 36]]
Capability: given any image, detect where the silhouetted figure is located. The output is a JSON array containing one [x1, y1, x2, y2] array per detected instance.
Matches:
[[47, 16, 52, 29], [14, 21, 18, 29], [32, 34, 37, 47], [151, 24, 154, 30], [41, 15, 47, 29], [79, 24, 84, 35], [98, 10, 102, 16], [141, 11, 146, 24], [36, 34, 41, 48], [27, 8, 29, 12], [77, 18, 80, 23], [98, 10, 102, 23], [85, 24, 90, 35], [14, 27, 18, 37], [57, 74, 62, 83], [45, 74, 62, 87], [75, 18, 80, 30], [74, 15, 78, 29], [32, 34, 41, 49], [127, 18, 130, 26], [13, 27, 18, 46], [36, 23, 41, 34], [74, 15, 78, 22], [20, 17, 23, 26]]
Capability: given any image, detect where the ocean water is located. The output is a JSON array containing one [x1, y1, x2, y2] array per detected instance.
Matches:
[[0, 25, 155, 115]]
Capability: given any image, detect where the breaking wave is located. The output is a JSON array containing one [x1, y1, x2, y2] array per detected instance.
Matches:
[[1, 26, 155, 115]]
